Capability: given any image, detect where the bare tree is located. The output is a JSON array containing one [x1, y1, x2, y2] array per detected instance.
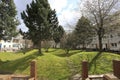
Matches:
[[82, 0, 119, 51]]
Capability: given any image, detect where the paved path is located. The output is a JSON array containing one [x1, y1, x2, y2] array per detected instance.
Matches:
[[0, 74, 12, 80], [0, 74, 30, 80], [0, 74, 103, 80], [72, 74, 103, 80]]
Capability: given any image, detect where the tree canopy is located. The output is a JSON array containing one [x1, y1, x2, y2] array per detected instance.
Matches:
[[21, 0, 64, 53], [48, 9, 65, 48], [0, 0, 19, 40], [82, 0, 119, 51], [74, 16, 94, 49], [60, 33, 77, 54]]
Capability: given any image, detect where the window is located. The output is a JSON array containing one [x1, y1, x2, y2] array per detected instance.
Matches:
[[111, 43, 117, 47], [114, 43, 117, 47]]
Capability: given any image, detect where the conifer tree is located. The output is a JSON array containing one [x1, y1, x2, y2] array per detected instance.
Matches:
[[74, 16, 94, 49], [48, 9, 65, 48], [21, 0, 53, 54], [0, 0, 19, 40], [53, 25, 64, 48]]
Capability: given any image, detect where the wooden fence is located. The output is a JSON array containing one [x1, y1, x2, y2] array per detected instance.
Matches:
[[0, 60, 37, 80], [1, 59, 120, 80], [103, 60, 120, 80]]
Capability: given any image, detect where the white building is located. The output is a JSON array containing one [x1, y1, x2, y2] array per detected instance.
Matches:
[[87, 32, 120, 51], [87, 11, 120, 51], [0, 34, 24, 52]]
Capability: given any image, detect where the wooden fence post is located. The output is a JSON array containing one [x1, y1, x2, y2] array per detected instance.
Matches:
[[113, 60, 120, 79], [82, 60, 88, 80], [30, 60, 37, 80]]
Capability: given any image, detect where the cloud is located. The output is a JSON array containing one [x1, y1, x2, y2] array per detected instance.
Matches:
[[48, 0, 68, 14], [48, 0, 82, 30], [14, 0, 32, 18], [58, 8, 81, 30], [14, 0, 82, 31], [14, 0, 32, 32], [57, 1, 81, 30]]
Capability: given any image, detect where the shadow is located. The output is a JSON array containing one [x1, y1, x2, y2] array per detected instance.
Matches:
[[0, 51, 43, 74], [89, 52, 102, 73], [54, 50, 83, 57], [45, 49, 58, 53], [0, 60, 13, 74], [15, 48, 34, 54]]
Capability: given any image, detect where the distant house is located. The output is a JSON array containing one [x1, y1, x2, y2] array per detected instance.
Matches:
[[0, 40, 21, 52], [0, 34, 33, 52], [0, 34, 23, 52], [87, 31, 120, 51]]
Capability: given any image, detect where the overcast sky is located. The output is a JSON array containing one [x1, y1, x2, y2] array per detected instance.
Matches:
[[14, 0, 81, 32]]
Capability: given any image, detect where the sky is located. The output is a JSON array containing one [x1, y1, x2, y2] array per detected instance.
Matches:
[[14, 0, 82, 32]]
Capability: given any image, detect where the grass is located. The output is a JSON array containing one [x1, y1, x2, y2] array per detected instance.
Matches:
[[0, 48, 120, 80]]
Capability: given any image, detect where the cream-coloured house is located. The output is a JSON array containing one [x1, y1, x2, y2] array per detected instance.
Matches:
[[87, 11, 120, 51], [87, 32, 120, 51]]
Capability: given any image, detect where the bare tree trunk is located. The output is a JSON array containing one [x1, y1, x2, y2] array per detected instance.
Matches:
[[83, 0, 119, 52], [98, 32, 103, 52]]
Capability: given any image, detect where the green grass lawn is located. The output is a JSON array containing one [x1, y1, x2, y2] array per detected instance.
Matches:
[[0, 49, 120, 80]]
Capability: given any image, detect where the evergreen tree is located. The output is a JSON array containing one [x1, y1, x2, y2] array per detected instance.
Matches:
[[0, 0, 19, 40], [48, 9, 65, 48], [53, 25, 64, 48], [21, 0, 53, 54], [74, 16, 94, 49]]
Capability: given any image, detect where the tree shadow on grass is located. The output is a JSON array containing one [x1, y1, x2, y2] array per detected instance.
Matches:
[[0, 51, 43, 74], [45, 49, 58, 53], [15, 48, 34, 54], [54, 50, 83, 57], [89, 52, 102, 73]]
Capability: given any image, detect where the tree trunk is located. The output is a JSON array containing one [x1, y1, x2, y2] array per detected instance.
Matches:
[[98, 33, 102, 52], [55, 43, 57, 48], [38, 41, 42, 54], [82, 41, 86, 50], [82, 44, 85, 50]]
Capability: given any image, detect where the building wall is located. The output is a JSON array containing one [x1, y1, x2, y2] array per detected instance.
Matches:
[[87, 32, 120, 51], [0, 40, 23, 52], [0, 34, 25, 52]]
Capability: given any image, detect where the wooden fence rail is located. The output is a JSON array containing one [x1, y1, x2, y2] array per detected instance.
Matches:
[[0, 60, 37, 80], [103, 60, 120, 80], [1, 59, 120, 80], [12, 60, 37, 80]]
